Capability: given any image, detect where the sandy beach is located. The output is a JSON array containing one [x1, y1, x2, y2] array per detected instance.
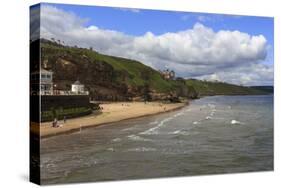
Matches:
[[32, 101, 187, 137]]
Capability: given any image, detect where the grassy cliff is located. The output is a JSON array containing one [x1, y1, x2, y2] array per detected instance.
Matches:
[[185, 79, 271, 96], [38, 39, 270, 101]]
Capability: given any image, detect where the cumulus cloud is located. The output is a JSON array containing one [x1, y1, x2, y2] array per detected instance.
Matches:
[[116, 8, 141, 13], [195, 63, 273, 86], [36, 5, 273, 86], [30, 5, 40, 41]]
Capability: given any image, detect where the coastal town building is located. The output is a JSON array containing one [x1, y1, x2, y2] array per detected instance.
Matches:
[[31, 68, 53, 95], [160, 69, 175, 80], [71, 80, 85, 94], [31, 69, 89, 95]]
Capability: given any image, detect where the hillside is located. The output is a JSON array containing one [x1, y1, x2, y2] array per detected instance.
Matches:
[[250, 86, 274, 94], [185, 79, 271, 96], [36, 39, 270, 101], [39, 39, 197, 101]]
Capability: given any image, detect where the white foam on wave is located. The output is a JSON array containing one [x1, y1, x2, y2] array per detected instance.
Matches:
[[193, 121, 200, 125], [149, 120, 158, 125], [172, 130, 181, 134], [122, 127, 135, 131], [140, 116, 174, 135], [127, 147, 156, 152], [170, 130, 197, 136], [127, 134, 151, 142], [230, 120, 243, 125], [205, 116, 212, 120], [173, 112, 184, 118], [107, 148, 114, 152], [208, 104, 216, 109], [112, 138, 122, 142]]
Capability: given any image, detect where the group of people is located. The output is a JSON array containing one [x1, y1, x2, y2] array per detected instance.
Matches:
[[52, 116, 67, 128]]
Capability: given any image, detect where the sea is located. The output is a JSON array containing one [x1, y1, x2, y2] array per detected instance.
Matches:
[[40, 95, 273, 184]]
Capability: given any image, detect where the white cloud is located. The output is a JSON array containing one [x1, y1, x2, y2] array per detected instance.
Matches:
[[37, 5, 273, 86], [197, 15, 210, 22], [30, 5, 40, 41], [116, 8, 141, 13], [195, 63, 273, 86]]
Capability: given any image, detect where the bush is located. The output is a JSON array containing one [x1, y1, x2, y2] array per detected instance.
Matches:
[[41, 107, 92, 122]]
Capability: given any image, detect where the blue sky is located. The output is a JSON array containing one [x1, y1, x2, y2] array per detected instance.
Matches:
[[36, 3, 274, 86], [48, 3, 273, 44]]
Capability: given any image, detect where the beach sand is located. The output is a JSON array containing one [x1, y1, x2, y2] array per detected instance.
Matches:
[[32, 101, 187, 137]]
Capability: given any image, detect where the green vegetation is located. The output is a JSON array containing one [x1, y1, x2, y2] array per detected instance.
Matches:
[[185, 79, 270, 96], [41, 107, 92, 122], [41, 39, 183, 94], [39, 39, 271, 100]]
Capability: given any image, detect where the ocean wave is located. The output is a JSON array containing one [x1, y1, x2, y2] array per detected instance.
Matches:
[[140, 116, 174, 135], [171, 130, 181, 134], [107, 148, 114, 152], [122, 127, 135, 131], [208, 104, 216, 109], [127, 134, 151, 142], [205, 116, 212, 120], [171, 130, 198, 136], [127, 147, 156, 152], [173, 112, 184, 118], [230, 120, 243, 125], [193, 121, 200, 125], [112, 138, 122, 142], [149, 120, 158, 125]]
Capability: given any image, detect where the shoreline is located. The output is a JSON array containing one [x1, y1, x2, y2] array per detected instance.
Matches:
[[32, 101, 188, 138]]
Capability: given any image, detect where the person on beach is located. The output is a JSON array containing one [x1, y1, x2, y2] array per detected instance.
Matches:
[[63, 116, 67, 123], [52, 118, 58, 128]]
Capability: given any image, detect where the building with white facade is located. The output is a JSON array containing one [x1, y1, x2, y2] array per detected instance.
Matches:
[[71, 80, 85, 94], [31, 69, 53, 95]]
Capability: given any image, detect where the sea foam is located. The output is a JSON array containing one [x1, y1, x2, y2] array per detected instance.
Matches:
[[231, 120, 243, 125], [127, 134, 151, 142], [127, 147, 156, 152], [140, 116, 174, 135]]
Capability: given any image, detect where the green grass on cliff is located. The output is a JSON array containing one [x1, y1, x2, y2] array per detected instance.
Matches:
[[40, 39, 270, 96], [185, 79, 269, 96], [82, 50, 178, 92], [41, 40, 177, 93]]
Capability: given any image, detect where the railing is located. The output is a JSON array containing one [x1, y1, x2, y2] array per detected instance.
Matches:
[[37, 90, 89, 96]]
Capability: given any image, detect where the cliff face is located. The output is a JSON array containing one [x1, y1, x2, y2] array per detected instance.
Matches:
[[35, 39, 269, 101], [39, 39, 198, 101]]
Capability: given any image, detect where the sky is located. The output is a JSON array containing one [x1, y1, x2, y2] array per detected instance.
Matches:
[[30, 3, 274, 86]]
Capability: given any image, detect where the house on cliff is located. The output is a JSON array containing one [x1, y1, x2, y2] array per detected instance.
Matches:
[[71, 80, 85, 94], [160, 69, 175, 80], [31, 68, 53, 95]]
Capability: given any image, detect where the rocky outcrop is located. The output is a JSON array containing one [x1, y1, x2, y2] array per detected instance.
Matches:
[[39, 39, 199, 101]]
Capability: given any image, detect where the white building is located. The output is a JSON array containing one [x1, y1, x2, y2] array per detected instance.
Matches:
[[31, 69, 53, 95], [71, 80, 85, 94], [160, 69, 175, 80]]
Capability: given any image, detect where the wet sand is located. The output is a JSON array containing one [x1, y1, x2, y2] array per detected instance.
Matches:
[[32, 102, 187, 137]]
